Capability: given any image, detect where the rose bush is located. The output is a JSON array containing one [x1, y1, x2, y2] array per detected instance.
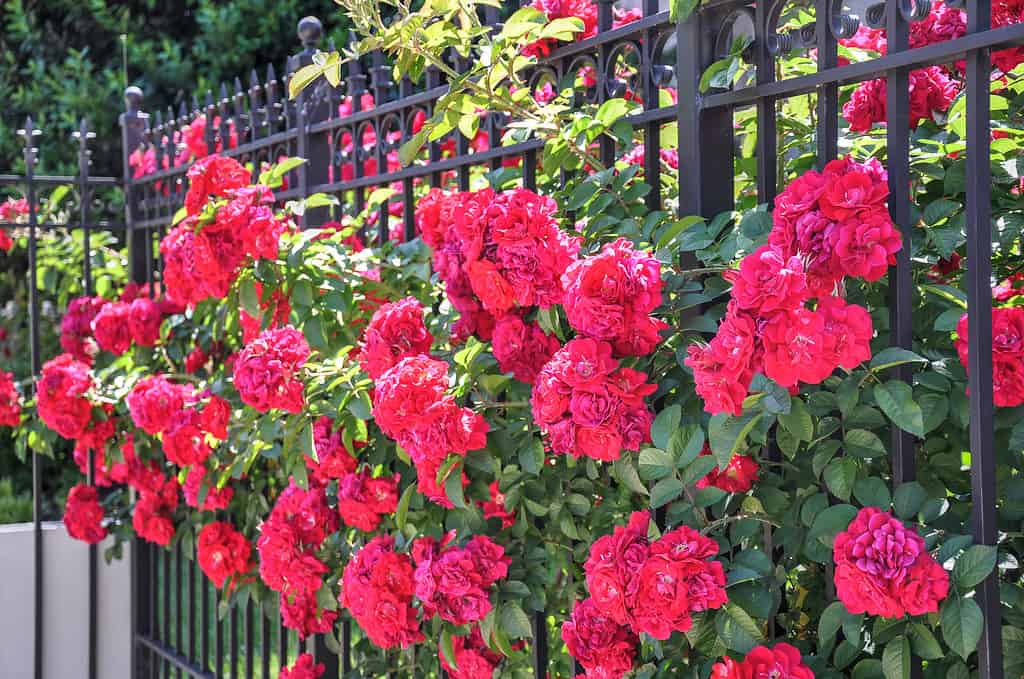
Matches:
[[2, 1, 1022, 678]]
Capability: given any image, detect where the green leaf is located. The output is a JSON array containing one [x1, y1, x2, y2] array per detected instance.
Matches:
[[171, 205, 189, 226], [650, 478, 684, 509], [843, 429, 887, 459], [595, 98, 632, 127], [671, 0, 700, 22], [679, 453, 718, 488], [288, 62, 326, 98], [499, 602, 533, 639], [874, 381, 924, 437], [953, 544, 997, 589], [239, 277, 260, 318], [1005, 626, 1024, 678], [395, 483, 415, 531], [1009, 419, 1024, 452], [670, 426, 705, 468], [613, 456, 649, 496], [919, 393, 949, 434], [824, 457, 859, 501], [520, 439, 545, 475], [639, 448, 675, 481], [443, 460, 466, 509], [708, 412, 762, 468], [941, 596, 983, 660], [778, 398, 813, 442], [651, 404, 681, 450], [715, 602, 765, 653], [853, 477, 891, 509], [818, 601, 849, 643], [299, 423, 316, 462], [908, 623, 944, 660], [440, 628, 458, 670], [809, 504, 858, 546], [882, 636, 911, 679], [870, 348, 929, 372], [893, 482, 927, 520]]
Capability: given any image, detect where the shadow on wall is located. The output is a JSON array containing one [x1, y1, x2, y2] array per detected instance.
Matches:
[[0, 523, 130, 679]]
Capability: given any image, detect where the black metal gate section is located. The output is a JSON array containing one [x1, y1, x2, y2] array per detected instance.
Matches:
[[0, 0, 1009, 678], [3, 119, 124, 679]]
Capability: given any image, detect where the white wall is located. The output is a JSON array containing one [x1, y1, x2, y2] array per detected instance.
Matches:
[[0, 521, 131, 679]]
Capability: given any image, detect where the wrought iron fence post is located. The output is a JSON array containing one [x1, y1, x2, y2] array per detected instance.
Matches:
[[73, 117, 100, 679], [675, 9, 734, 218], [20, 115, 44, 679], [292, 16, 333, 230], [120, 87, 150, 285]]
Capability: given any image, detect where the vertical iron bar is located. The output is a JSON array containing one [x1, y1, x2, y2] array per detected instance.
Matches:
[[641, 0, 662, 212], [886, 0, 916, 487], [201, 572, 210, 672], [189, 546, 197, 667], [74, 116, 100, 679], [342, 620, 352, 675], [676, 14, 734, 218], [215, 589, 224, 679], [532, 612, 548, 678], [246, 602, 254, 679], [261, 610, 271, 679], [755, 2, 777, 204], [230, 605, 239, 679], [22, 116, 43, 679], [176, 544, 183, 679], [965, 2, 1002, 677], [151, 541, 157, 678], [597, 0, 617, 170], [815, 3, 838, 165], [163, 550, 171, 679]]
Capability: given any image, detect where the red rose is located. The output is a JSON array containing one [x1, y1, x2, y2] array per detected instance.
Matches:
[[817, 296, 874, 370], [233, 326, 310, 413], [833, 507, 949, 618], [278, 653, 325, 679], [712, 643, 814, 679], [561, 598, 637, 679], [197, 521, 251, 588], [126, 375, 192, 436], [761, 308, 838, 388], [695, 446, 759, 494], [467, 259, 515, 316], [37, 353, 94, 440], [827, 209, 902, 282], [91, 301, 133, 355], [0, 371, 21, 427], [358, 296, 434, 379], [725, 245, 809, 314], [128, 297, 163, 347], [64, 484, 107, 544]]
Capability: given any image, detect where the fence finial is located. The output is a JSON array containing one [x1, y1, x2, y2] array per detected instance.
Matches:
[[298, 16, 323, 51], [124, 86, 143, 113]]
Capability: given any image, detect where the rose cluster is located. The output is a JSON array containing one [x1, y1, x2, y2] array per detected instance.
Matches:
[[337, 468, 400, 532], [257, 480, 339, 638], [60, 288, 180, 363], [412, 532, 510, 626], [371, 354, 488, 507], [491, 313, 561, 384], [833, 507, 949, 618], [562, 237, 667, 357], [531, 338, 656, 461], [358, 297, 434, 380], [132, 472, 180, 546], [233, 326, 310, 413], [955, 307, 1024, 407], [416, 187, 580, 344], [304, 416, 361, 483], [197, 521, 251, 588], [161, 155, 293, 307], [566, 512, 727, 677], [278, 654, 324, 679], [710, 643, 814, 679], [0, 371, 20, 427], [687, 157, 899, 416], [438, 629, 502, 679], [37, 353, 95, 440], [340, 535, 424, 649], [63, 483, 107, 544]]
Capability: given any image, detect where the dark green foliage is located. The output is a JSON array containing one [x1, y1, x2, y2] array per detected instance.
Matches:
[[0, 0, 353, 175]]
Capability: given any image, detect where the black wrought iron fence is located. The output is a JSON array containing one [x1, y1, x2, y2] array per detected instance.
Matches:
[[5, 0, 1023, 677]]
